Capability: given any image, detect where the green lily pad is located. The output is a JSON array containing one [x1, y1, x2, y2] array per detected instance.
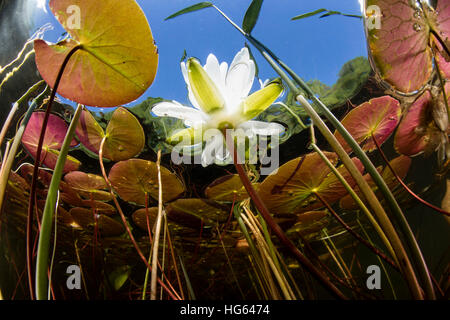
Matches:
[[258, 152, 363, 214], [165, 198, 230, 229], [64, 171, 112, 201], [108, 159, 185, 205], [76, 107, 145, 161], [205, 174, 258, 202]]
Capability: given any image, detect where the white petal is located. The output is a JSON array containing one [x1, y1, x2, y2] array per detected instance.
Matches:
[[201, 134, 223, 167], [225, 48, 255, 111], [238, 120, 285, 136], [204, 54, 226, 97], [180, 62, 201, 110], [152, 101, 207, 126]]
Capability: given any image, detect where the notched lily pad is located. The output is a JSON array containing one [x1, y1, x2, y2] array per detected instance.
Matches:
[[335, 96, 401, 153], [76, 107, 145, 161], [108, 159, 185, 205], [22, 112, 80, 173]]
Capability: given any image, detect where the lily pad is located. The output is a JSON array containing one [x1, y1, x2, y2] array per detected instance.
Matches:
[[64, 171, 112, 201], [286, 210, 330, 241], [394, 90, 432, 156], [76, 107, 145, 161], [205, 174, 258, 202], [69, 207, 125, 237], [366, 0, 450, 93], [165, 198, 230, 229], [340, 155, 412, 210], [34, 0, 158, 107], [22, 112, 80, 172], [258, 152, 363, 215], [335, 96, 401, 153], [108, 159, 185, 205]]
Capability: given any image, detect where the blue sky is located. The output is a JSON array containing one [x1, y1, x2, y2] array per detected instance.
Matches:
[[32, 0, 367, 110]]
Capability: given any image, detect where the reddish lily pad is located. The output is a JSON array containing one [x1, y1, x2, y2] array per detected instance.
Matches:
[[64, 171, 112, 201], [22, 112, 80, 172], [36, 200, 74, 225], [340, 155, 412, 210], [205, 174, 258, 202], [132, 208, 159, 231], [34, 0, 158, 107], [108, 159, 185, 205], [75, 107, 145, 161], [165, 198, 230, 229], [258, 152, 363, 215], [335, 96, 401, 152], [69, 207, 125, 236], [394, 90, 432, 156], [366, 0, 450, 93]]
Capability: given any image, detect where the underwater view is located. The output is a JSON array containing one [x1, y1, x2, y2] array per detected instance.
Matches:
[[0, 0, 449, 303]]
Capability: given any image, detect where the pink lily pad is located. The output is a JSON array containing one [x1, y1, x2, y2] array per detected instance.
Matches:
[[21, 112, 80, 172], [335, 96, 401, 153], [394, 91, 432, 156], [366, 0, 432, 92]]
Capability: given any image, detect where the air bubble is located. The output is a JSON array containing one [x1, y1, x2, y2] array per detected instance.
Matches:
[[413, 23, 422, 32]]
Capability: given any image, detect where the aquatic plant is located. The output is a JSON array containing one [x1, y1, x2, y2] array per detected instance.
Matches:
[[0, 0, 448, 302]]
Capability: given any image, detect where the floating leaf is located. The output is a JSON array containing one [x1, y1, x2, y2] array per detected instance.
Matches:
[[165, 2, 213, 21], [69, 207, 124, 236], [36, 200, 74, 225], [108, 159, 185, 205], [394, 91, 432, 156], [340, 156, 412, 210], [242, 0, 264, 34], [22, 112, 80, 173], [76, 107, 145, 161], [366, 0, 450, 93], [335, 96, 401, 153], [132, 207, 159, 231], [34, 0, 158, 107], [286, 211, 330, 241], [108, 266, 131, 291], [64, 171, 112, 201], [205, 174, 258, 202], [259, 152, 363, 215], [165, 198, 229, 229]]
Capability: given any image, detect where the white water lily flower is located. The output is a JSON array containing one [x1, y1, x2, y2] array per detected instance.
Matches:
[[152, 47, 284, 166]]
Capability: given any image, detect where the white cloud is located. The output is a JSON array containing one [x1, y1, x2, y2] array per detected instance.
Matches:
[[36, 0, 47, 13]]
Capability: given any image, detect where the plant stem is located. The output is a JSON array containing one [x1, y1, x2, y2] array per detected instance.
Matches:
[[223, 131, 348, 300], [150, 150, 164, 300], [35, 104, 82, 299], [297, 95, 424, 299], [29, 46, 80, 299]]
